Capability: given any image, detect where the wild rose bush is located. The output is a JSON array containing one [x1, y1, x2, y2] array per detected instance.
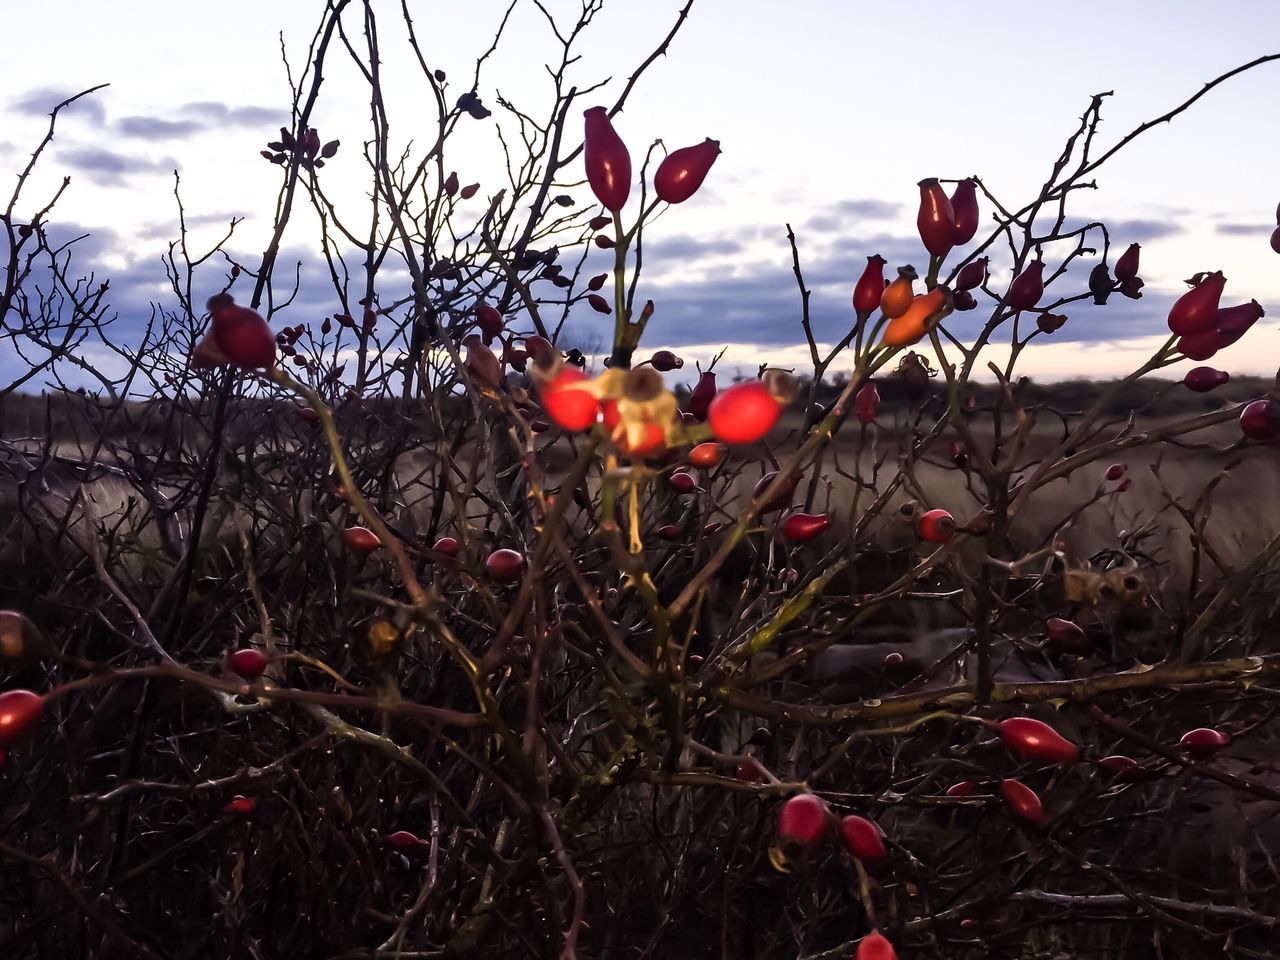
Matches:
[[2, 6, 1280, 959]]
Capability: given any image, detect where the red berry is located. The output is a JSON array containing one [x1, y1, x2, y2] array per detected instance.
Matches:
[[298, 406, 321, 426], [1045, 617, 1090, 654], [433, 536, 460, 558], [1000, 778, 1044, 825], [735, 758, 761, 782], [656, 524, 684, 542], [687, 442, 725, 469], [653, 138, 721, 204], [650, 350, 683, 371], [883, 651, 904, 667], [386, 830, 430, 853], [954, 256, 989, 291], [343, 526, 381, 555], [839, 815, 887, 861], [1183, 366, 1229, 393], [1114, 243, 1141, 282], [998, 717, 1079, 765], [587, 293, 611, 314], [228, 648, 268, 679], [856, 929, 898, 960], [583, 106, 631, 212], [917, 508, 955, 544], [668, 471, 696, 494], [210, 298, 276, 369], [1168, 271, 1226, 335], [222, 795, 256, 816], [1240, 398, 1280, 441], [538, 367, 600, 432], [686, 371, 717, 421], [1104, 463, 1126, 482], [1005, 259, 1045, 311], [778, 793, 828, 853], [752, 471, 800, 513], [916, 178, 955, 258], [852, 255, 887, 316], [1097, 755, 1144, 781], [485, 548, 526, 582], [781, 512, 831, 543], [0, 689, 44, 749], [854, 380, 880, 425], [475, 302, 504, 340], [708, 381, 782, 445], [1179, 727, 1230, 759], [946, 780, 977, 798], [949, 178, 979, 244], [524, 335, 555, 365]]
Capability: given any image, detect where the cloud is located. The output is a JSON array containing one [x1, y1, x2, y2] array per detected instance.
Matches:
[[804, 198, 904, 234], [1215, 222, 1271, 236], [180, 102, 282, 126], [1105, 218, 1183, 244], [117, 116, 203, 140], [137, 212, 244, 241], [10, 87, 107, 125], [57, 146, 175, 187]]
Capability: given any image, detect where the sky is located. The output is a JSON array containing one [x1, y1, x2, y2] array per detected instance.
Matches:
[[2, 0, 1279, 390]]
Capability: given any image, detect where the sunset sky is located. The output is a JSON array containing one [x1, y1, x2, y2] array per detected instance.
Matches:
[[3, 0, 1279, 388]]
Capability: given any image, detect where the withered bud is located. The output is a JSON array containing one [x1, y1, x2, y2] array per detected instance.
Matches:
[[762, 369, 799, 405], [623, 366, 664, 402]]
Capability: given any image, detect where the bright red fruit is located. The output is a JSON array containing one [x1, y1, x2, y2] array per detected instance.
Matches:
[[1240, 399, 1280, 441], [998, 717, 1079, 765], [917, 178, 955, 258], [1180, 727, 1230, 758], [708, 381, 782, 445], [687, 442, 725, 469], [752, 471, 800, 513], [209, 295, 276, 369], [781, 512, 831, 543], [485, 548, 526, 582], [917, 508, 955, 544], [856, 929, 897, 960], [1168, 271, 1226, 335], [475, 302, 503, 340], [386, 830, 430, 852], [654, 138, 721, 204], [1000, 778, 1044, 825], [854, 380, 880, 425], [946, 780, 977, 798], [778, 793, 828, 852], [686, 372, 717, 421], [839, 815, 887, 860], [949, 178, 979, 244], [0, 690, 44, 748], [955, 256, 989, 291], [229, 648, 268, 679], [1183, 366, 1229, 392], [1046, 617, 1090, 654], [1005, 259, 1045, 311], [222, 795, 256, 816], [1104, 463, 1126, 482], [853, 255, 888, 316], [538, 367, 600, 432], [343, 526, 381, 555], [433, 536, 460, 558], [668, 471, 696, 494], [583, 106, 631, 212]]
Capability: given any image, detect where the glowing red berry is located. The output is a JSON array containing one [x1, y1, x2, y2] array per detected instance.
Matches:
[[778, 793, 829, 853], [687, 442, 725, 469], [781, 512, 831, 543], [583, 106, 631, 212], [949, 178, 979, 244], [1000, 778, 1045, 825], [856, 929, 898, 960], [916, 178, 955, 258], [839, 815, 887, 861], [1168, 271, 1226, 336], [708, 381, 783, 445], [654, 138, 721, 204], [917, 508, 955, 544], [1005, 259, 1045, 311], [998, 717, 1079, 765], [209, 295, 276, 369], [538, 367, 600, 432], [228, 648, 268, 679], [853, 255, 887, 316], [1180, 727, 1230, 759], [0, 690, 44, 749]]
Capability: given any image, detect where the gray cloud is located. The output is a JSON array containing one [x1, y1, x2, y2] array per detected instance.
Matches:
[[804, 198, 904, 234], [117, 116, 203, 140], [57, 146, 174, 187], [1105, 218, 1183, 244], [180, 102, 281, 126], [137, 212, 244, 241], [1215, 222, 1271, 236], [10, 87, 107, 125]]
